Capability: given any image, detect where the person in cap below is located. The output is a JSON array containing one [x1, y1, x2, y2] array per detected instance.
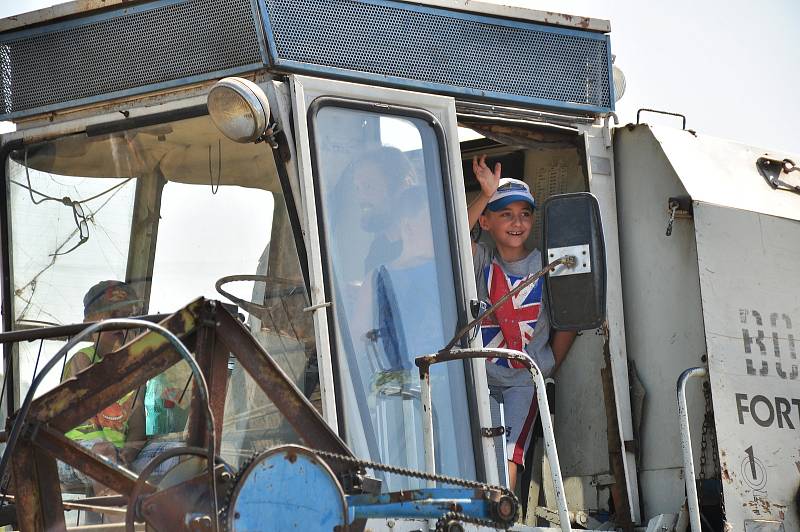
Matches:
[[58, 280, 146, 507], [467, 155, 577, 493]]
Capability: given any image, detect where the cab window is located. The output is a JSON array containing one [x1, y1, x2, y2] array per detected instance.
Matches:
[[310, 102, 477, 489]]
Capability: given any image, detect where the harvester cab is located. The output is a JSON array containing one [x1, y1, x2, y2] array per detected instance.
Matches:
[[0, 1, 798, 531]]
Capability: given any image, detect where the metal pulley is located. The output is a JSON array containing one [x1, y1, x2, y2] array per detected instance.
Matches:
[[225, 445, 348, 532]]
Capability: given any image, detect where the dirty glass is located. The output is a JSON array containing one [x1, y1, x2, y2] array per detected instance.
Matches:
[[3, 114, 316, 497], [312, 105, 476, 489]]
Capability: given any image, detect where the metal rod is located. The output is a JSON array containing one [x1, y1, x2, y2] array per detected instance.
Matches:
[[415, 347, 572, 532], [677, 367, 708, 532], [420, 370, 435, 488], [0, 314, 170, 344], [442, 257, 573, 352]]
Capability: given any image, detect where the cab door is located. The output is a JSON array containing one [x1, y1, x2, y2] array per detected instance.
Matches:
[[288, 75, 496, 487]]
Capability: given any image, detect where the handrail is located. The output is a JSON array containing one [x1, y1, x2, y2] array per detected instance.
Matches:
[[416, 347, 572, 531], [676, 366, 708, 532]]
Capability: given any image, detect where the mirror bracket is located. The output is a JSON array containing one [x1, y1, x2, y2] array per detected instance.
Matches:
[[547, 244, 591, 277]]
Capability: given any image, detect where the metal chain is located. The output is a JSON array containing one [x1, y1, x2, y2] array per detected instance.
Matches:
[[702, 381, 725, 520], [436, 511, 500, 531], [699, 381, 710, 484], [311, 449, 518, 529], [701, 381, 720, 477]]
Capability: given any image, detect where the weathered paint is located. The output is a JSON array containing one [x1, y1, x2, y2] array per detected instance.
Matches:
[[694, 204, 800, 530], [28, 298, 202, 429], [614, 124, 714, 519], [226, 446, 347, 532]]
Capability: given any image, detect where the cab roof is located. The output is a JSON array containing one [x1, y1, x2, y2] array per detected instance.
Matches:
[[0, 0, 610, 34]]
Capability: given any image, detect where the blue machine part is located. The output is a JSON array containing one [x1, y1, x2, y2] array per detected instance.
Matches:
[[225, 445, 517, 529], [348, 488, 500, 522], [225, 445, 347, 531]]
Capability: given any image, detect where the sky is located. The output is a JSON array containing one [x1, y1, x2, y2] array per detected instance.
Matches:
[[1, 0, 798, 154]]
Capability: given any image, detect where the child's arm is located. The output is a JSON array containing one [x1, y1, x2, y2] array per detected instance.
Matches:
[[551, 330, 578, 372], [467, 155, 501, 252]]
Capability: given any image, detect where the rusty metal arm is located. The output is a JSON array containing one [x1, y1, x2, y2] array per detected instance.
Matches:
[[1, 309, 194, 491], [24, 301, 200, 431], [186, 301, 229, 450], [1, 300, 223, 532], [10, 443, 65, 531], [214, 307, 354, 466], [29, 423, 153, 497]]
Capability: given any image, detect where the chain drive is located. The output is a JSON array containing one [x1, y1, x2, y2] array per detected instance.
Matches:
[[436, 511, 500, 531], [311, 449, 519, 529]]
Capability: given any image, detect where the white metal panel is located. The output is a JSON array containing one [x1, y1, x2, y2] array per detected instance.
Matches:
[[694, 203, 800, 529], [648, 125, 800, 222], [288, 74, 499, 484], [288, 77, 339, 432], [579, 123, 641, 524], [612, 124, 709, 521]]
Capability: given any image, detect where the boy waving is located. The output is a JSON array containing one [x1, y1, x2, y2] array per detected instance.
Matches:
[[468, 155, 576, 490]]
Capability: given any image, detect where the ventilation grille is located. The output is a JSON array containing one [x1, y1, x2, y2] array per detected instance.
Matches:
[[264, 0, 613, 113], [0, 0, 264, 119]]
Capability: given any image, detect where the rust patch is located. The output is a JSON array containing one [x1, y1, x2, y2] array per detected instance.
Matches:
[[746, 497, 772, 514], [449, 503, 463, 512], [285, 450, 298, 464], [721, 466, 731, 482], [389, 490, 414, 502]]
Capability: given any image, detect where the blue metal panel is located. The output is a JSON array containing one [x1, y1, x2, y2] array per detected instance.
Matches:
[[0, 0, 613, 119], [226, 447, 347, 531], [0, 65, 264, 122], [260, 0, 614, 114], [348, 488, 493, 521], [0, 0, 266, 120]]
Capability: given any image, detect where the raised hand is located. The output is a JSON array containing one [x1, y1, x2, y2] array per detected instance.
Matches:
[[472, 155, 501, 199]]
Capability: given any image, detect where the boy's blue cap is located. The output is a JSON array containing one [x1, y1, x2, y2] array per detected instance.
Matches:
[[487, 178, 535, 211]]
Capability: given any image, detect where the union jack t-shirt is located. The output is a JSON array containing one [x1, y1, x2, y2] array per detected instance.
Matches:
[[480, 258, 544, 368]]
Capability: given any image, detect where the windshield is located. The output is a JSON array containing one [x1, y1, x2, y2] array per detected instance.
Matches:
[[3, 113, 314, 469]]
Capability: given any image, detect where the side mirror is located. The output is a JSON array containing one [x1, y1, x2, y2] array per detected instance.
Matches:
[[541, 192, 606, 330]]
